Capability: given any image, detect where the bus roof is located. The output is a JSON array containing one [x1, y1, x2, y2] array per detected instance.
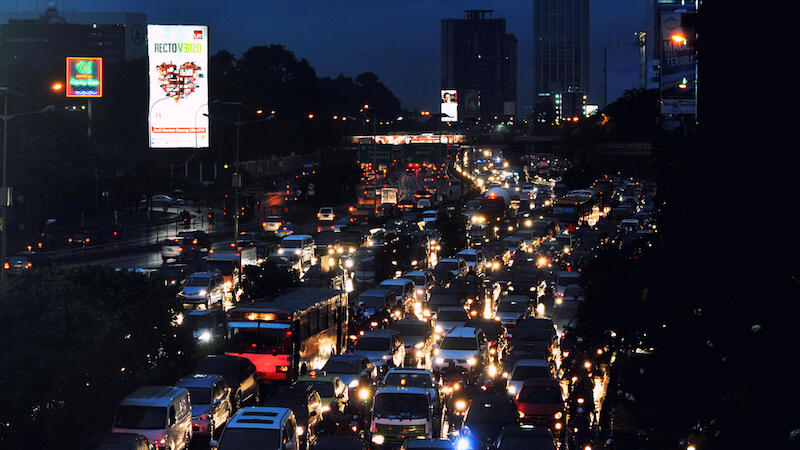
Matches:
[[230, 287, 344, 315]]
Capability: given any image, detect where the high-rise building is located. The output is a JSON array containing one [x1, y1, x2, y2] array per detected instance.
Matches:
[[532, 0, 589, 121], [603, 41, 641, 108], [441, 10, 517, 120]]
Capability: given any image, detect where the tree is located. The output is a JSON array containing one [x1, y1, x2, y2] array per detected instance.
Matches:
[[241, 261, 300, 300], [0, 266, 194, 449]]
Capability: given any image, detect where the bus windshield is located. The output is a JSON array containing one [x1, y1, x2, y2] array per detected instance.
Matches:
[[227, 326, 292, 354]]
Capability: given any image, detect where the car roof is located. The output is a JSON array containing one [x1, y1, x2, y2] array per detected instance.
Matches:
[[445, 327, 480, 338], [386, 367, 434, 375], [120, 386, 187, 407], [359, 288, 395, 296], [361, 329, 397, 338], [380, 278, 413, 286], [227, 407, 292, 430], [456, 249, 478, 255], [187, 271, 215, 278], [522, 378, 561, 387], [326, 354, 368, 362], [468, 394, 516, 407], [176, 373, 222, 388], [403, 270, 430, 277]]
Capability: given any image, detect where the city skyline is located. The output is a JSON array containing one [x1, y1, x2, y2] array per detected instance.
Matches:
[[3, 0, 646, 113]]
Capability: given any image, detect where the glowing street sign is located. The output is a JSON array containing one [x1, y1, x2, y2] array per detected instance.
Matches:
[[66, 57, 103, 97]]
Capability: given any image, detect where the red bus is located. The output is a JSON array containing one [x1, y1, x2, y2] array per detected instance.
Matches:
[[225, 287, 349, 383]]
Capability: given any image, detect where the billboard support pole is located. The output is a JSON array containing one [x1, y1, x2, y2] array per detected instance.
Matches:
[[87, 98, 92, 139]]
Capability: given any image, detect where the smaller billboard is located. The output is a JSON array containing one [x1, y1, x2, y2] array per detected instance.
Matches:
[[441, 89, 457, 122], [66, 57, 103, 98]]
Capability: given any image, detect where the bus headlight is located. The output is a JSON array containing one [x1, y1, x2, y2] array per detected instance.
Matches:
[[372, 434, 385, 445], [436, 357, 445, 364]]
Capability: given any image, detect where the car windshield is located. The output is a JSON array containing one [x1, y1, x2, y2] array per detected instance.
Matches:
[[436, 261, 460, 271], [113, 406, 166, 430], [437, 310, 467, 321], [428, 295, 459, 306], [465, 401, 516, 425], [373, 393, 428, 419], [186, 387, 213, 405], [392, 323, 427, 338], [518, 384, 562, 403], [383, 373, 433, 388], [323, 360, 361, 374], [358, 295, 385, 308], [498, 437, 555, 450], [281, 240, 302, 248], [459, 253, 477, 262], [403, 275, 426, 286], [512, 365, 551, 380], [356, 337, 390, 351], [564, 287, 583, 296], [265, 216, 282, 222], [218, 429, 280, 450], [440, 337, 476, 351], [295, 381, 335, 398], [497, 302, 527, 313], [184, 275, 210, 286]]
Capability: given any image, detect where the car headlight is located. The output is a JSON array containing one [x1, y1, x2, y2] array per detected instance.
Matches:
[[321, 405, 330, 413], [198, 331, 212, 342], [198, 290, 207, 296], [225, 281, 232, 289], [372, 434, 385, 445], [294, 249, 302, 255], [507, 384, 516, 395], [467, 357, 477, 366], [436, 357, 445, 364], [554, 411, 563, 419], [349, 379, 359, 388], [345, 259, 354, 268], [455, 400, 467, 411], [435, 325, 443, 334], [358, 388, 370, 401], [296, 425, 305, 436]]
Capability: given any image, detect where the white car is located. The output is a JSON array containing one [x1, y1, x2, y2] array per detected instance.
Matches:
[[435, 258, 467, 278], [318, 207, 335, 221], [262, 215, 283, 232], [161, 237, 183, 262], [433, 327, 488, 372]]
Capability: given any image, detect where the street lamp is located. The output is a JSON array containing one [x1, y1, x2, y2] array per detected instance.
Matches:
[[204, 101, 274, 241], [1, 86, 54, 280]]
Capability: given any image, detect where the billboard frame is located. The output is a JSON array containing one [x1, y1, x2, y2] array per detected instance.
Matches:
[[65, 57, 103, 98]]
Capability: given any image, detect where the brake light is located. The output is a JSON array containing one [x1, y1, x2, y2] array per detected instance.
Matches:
[[3, 262, 9, 269]]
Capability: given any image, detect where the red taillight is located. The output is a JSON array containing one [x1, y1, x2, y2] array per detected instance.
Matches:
[[3, 262, 9, 269], [26, 262, 32, 268], [85, 238, 91, 243], [68, 238, 73, 243]]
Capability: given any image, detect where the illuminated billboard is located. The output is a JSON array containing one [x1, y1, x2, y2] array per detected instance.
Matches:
[[147, 25, 209, 148], [660, 12, 696, 115], [66, 57, 102, 98], [441, 89, 457, 122]]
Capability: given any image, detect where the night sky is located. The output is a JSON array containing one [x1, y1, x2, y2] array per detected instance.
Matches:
[[6, 0, 646, 112]]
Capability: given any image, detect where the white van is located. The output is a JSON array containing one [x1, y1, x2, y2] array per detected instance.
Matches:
[[279, 235, 315, 264], [211, 407, 297, 450], [112, 386, 192, 450]]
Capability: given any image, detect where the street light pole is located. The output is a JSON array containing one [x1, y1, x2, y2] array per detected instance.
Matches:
[[0, 86, 54, 280], [204, 102, 274, 243]]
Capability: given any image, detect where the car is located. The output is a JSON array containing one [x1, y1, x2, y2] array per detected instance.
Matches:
[[274, 222, 296, 237], [434, 307, 470, 335], [465, 317, 508, 363], [355, 288, 398, 319], [161, 237, 184, 262], [175, 374, 232, 441], [193, 355, 260, 410], [391, 319, 436, 368], [456, 249, 487, 275], [3, 253, 52, 273], [262, 215, 283, 232], [491, 424, 556, 450], [142, 194, 174, 206], [315, 231, 342, 256], [178, 230, 213, 252], [456, 395, 519, 450], [433, 327, 489, 373], [294, 373, 349, 412], [515, 379, 565, 435], [67, 231, 93, 247], [187, 308, 226, 343], [178, 271, 225, 309], [494, 297, 530, 329], [211, 407, 297, 450], [378, 278, 417, 314], [352, 329, 405, 371], [554, 271, 580, 298], [321, 355, 377, 397], [262, 386, 323, 450], [557, 285, 585, 305], [402, 270, 436, 303], [85, 432, 150, 450], [505, 359, 553, 397], [435, 258, 468, 278], [112, 386, 192, 450], [318, 207, 336, 221]]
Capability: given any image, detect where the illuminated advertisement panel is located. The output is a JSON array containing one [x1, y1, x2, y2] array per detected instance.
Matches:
[[147, 25, 209, 148], [66, 57, 103, 98], [660, 12, 696, 115], [441, 89, 457, 122]]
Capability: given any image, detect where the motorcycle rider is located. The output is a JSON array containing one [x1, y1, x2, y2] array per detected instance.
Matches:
[[320, 401, 345, 435]]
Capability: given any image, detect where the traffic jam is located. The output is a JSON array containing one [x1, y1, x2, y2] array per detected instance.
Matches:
[[104, 149, 656, 450]]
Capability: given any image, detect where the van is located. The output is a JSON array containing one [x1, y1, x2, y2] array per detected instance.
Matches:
[[355, 288, 398, 318], [112, 386, 192, 450], [211, 407, 297, 450], [279, 235, 315, 264]]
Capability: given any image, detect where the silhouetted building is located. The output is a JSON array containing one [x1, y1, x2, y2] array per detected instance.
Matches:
[[532, 0, 589, 121], [0, 5, 145, 101], [442, 10, 517, 120]]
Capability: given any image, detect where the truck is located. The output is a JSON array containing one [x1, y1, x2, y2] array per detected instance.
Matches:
[[204, 247, 257, 302]]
